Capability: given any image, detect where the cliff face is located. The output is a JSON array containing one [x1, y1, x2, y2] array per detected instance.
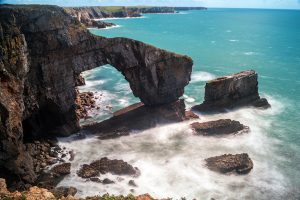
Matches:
[[64, 6, 207, 28], [0, 5, 192, 183]]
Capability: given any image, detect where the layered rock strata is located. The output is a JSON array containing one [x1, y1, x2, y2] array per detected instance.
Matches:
[[205, 153, 253, 174], [190, 119, 249, 136], [0, 5, 192, 183], [192, 70, 270, 112]]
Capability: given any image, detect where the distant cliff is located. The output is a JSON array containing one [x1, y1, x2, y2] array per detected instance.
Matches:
[[64, 6, 207, 28], [0, 4, 192, 183]]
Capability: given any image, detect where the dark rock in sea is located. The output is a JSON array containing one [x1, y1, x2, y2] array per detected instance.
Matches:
[[51, 163, 71, 175], [91, 157, 139, 176], [192, 70, 270, 112], [205, 153, 253, 174], [89, 177, 102, 183], [0, 5, 192, 183], [185, 110, 200, 120], [85, 100, 196, 137], [77, 164, 100, 178], [128, 180, 138, 187], [50, 186, 77, 198], [190, 119, 249, 136], [102, 178, 115, 184], [77, 157, 139, 180]]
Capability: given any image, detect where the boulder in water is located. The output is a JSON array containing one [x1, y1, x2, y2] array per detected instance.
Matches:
[[190, 119, 249, 136], [205, 153, 253, 174], [192, 70, 270, 112]]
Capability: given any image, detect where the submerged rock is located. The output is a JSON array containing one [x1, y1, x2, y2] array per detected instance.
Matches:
[[102, 178, 115, 184], [205, 153, 253, 174], [192, 70, 270, 112], [190, 119, 249, 136]]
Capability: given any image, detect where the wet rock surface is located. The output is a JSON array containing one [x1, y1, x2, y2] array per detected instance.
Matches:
[[76, 91, 96, 119], [51, 163, 71, 175], [192, 70, 270, 112], [205, 153, 253, 174], [85, 100, 198, 138], [77, 157, 140, 180], [190, 119, 249, 136]]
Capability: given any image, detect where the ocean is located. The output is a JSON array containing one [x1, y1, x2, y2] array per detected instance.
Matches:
[[58, 9, 300, 199]]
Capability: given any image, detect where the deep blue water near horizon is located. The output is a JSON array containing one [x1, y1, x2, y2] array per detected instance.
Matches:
[[62, 9, 300, 199]]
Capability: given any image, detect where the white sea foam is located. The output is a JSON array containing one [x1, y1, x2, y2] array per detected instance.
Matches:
[[229, 39, 239, 42], [88, 25, 121, 30], [244, 51, 256, 56], [56, 95, 290, 199], [191, 71, 216, 82]]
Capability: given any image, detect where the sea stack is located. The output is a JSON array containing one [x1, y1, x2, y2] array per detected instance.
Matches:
[[192, 70, 270, 112]]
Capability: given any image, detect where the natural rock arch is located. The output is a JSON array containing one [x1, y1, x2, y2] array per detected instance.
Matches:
[[0, 5, 193, 182]]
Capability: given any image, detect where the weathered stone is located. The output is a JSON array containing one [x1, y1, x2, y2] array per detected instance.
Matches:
[[51, 163, 71, 175], [128, 180, 138, 187], [205, 153, 253, 174], [77, 157, 139, 180], [85, 100, 190, 137], [0, 5, 192, 183], [51, 186, 77, 198], [77, 164, 99, 179], [190, 119, 248, 136], [192, 70, 270, 112], [102, 178, 115, 184]]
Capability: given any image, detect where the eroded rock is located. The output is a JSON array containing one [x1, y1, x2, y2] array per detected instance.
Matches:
[[190, 119, 248, 136], [192, 70, 270, 112], [51, 163, 71, 175], [0, 4, 192, 182], [51, 186, 77, 198], [77, 157, 140, 179], [85, 100, 195, 137], [205, 153, 253, 174]]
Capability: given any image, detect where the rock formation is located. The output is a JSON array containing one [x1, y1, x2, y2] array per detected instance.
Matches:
[[192, 70, 270, 112], [77, 157, 140, 179], [64, 6, 207, 28], [0, 4, 192, 183], [205, 153, 253, 174], [84, 100, 197, 137], [190, 119, 249, 136]]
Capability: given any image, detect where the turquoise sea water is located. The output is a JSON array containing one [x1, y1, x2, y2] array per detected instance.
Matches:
[[61, 9, 300, 199]]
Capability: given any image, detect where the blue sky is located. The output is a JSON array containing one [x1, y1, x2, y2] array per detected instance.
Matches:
[[1, 0, 300, 9]]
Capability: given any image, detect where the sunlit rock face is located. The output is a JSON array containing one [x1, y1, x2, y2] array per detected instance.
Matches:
[[0, 5, 192, 182], [193, 70, 270, 112]]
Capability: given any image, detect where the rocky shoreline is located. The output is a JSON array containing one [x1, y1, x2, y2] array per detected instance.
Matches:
[[0, 4, 272, 199], [64, 6, 207, 28]]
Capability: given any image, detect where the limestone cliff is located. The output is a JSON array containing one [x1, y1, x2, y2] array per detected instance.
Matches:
[[192, 70, 270, 112], [64, 6, 207, 28], [0, 5, 193, 183]]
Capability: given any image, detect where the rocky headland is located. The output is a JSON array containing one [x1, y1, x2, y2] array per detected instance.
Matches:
[[0, 3, 271, 199], [64, 6, 207, 28], [0, 4, 192, 186]]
